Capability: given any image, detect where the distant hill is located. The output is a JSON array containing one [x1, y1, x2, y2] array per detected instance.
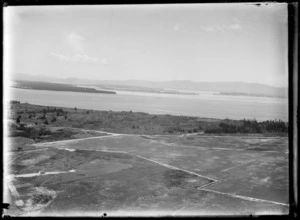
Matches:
[[94, 80, 287, 97], [10, 73, 287, 98], [12, 80, 116, 94]]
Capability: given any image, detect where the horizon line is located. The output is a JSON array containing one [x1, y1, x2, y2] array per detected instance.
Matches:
[[8, 72, 288, 88]]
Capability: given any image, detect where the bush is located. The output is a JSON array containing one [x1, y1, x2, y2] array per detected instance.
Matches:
[[32, 193, 52, 205], [16, 126, 52, 138], [51, 117, 56, 123], [38, 127, 52, 136], [204, 128, 223, 134], [39, 114, 46, 120]]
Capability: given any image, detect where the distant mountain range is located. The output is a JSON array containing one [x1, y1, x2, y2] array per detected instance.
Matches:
[[9, 73, 288, 98]]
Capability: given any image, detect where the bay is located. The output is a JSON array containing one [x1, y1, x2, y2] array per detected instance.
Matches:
[[5, 88, 288, 121]]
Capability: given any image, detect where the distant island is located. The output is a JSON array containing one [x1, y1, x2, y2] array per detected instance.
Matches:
[[215, 92, 287, 99], [12, 80, 116, 94], [96, 84, 198, 95]]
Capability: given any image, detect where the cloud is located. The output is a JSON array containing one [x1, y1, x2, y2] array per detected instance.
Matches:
[[228, 23, 241, 30], [201, 23, 242, 32], [201, 26, 215, 32], [64, 32, 86, 52], [173, 23, 181, 31], [51, 53, 107, 64]]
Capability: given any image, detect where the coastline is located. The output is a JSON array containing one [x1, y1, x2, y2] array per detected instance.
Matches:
[[6, 101, 288, 137]]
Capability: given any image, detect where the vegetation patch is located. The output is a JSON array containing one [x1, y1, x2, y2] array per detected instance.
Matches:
[[163, 169, 196, 188], [8, 102, 288, 136]]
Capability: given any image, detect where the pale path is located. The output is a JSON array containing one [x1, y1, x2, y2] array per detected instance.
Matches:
[[7, 170, 76, 178], [199, 188, 289, 207], [33, 131, 283, 153], [96, 149, 218, 182], [221, 160, 256, 172], [172, 206, 186, 216], [33, 134, 121, 147], [146, 139, 248, 152]]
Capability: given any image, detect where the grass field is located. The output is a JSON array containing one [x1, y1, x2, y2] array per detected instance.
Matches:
[[4, 103, 289, 216], [5, 132, 289, 216]]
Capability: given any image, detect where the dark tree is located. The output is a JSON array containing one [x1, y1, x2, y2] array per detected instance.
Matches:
[[51, 117, 56, 123]]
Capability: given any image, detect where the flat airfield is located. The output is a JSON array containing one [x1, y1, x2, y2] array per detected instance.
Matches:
[[5, 131, 289, 216]]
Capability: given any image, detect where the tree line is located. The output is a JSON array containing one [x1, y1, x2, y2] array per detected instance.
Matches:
[[204, 119, 288, 134]]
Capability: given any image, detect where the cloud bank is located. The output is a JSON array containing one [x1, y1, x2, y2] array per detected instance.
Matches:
[[201, 23, 242, 32], [64, 32, 86, 52], [51, 53, 107, 64]]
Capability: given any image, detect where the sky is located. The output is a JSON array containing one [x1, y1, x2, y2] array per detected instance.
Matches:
[[4, 3, 288, 87]]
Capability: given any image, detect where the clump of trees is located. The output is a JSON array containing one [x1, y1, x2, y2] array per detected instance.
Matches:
[[40, 107, 64, 114], [39, 115, 46, 120], [260, 120, 288, 132], [10, 100, 20, 104], [204, 119, 288, 134], [16, 115, 21, 124], [11, 124, 52, 138], [166, 126, 202, 134], [32, 193, 52, 205], [51, 117, 56, 123]]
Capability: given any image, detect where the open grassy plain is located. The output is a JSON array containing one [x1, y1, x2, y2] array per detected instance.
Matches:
[[4, 102, 289, 216], [5, 132, 288, 216]]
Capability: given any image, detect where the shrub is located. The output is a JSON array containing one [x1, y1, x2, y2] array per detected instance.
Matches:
[[32, 193, 52, 205], [204, 128, 222, 134], [38, 127, 52, 136]]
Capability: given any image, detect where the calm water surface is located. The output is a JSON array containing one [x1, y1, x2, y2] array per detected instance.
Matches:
[[6, 88, 288, 121]]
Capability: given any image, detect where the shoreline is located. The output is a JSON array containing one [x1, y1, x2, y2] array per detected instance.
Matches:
[[6, 101, 288, 137], [6, 86, 288, 122]]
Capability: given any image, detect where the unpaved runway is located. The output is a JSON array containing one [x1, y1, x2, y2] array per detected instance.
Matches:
[[29, 128, 289, 209]]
